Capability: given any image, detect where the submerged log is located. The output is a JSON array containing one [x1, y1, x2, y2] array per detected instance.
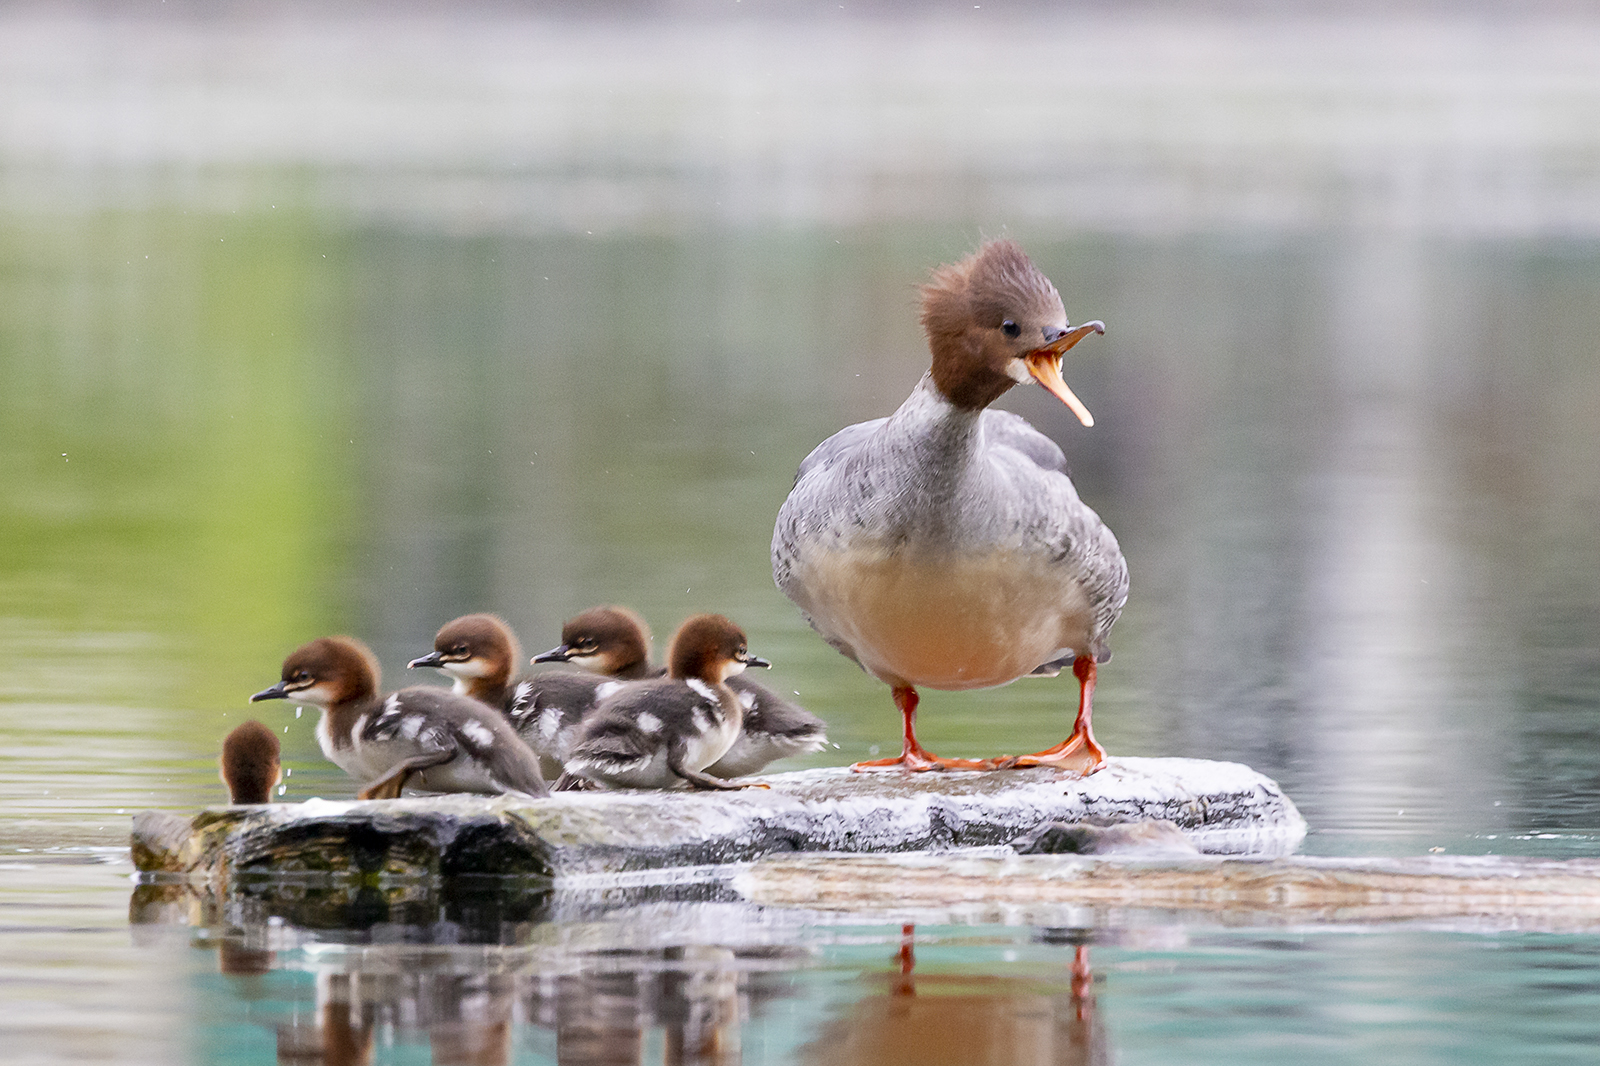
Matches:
[[131, 757, 1305, 881]]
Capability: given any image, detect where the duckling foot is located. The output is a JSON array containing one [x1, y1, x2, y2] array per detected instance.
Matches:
[[850, 685, 1001, 773]]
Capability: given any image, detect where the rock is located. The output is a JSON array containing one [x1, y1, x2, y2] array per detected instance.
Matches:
[[130, 757, 1305, 882], [1012, 819, 1201, 857]]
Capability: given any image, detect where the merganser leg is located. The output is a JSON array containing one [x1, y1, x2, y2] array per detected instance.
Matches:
[[358, 747, 457, 800], [667, 746, 771, 790], [1006, 656, 1106, 775], [851, 686, 999, 772]]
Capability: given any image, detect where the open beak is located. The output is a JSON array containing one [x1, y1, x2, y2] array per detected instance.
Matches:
[[407, 651, 446, 669], [1025, 320, 1104, 428], [532, 644, 574, 665], [250, 681, 290, 702]]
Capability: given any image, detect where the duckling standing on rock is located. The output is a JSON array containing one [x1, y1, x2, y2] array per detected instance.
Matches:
[[538, 605, 830, 777], [219, 719, 281, 804], [564, 614, 772, 791], [772, 239, 1128, 775], [251, 636, 548, 800], [408, 613, 615, 782]]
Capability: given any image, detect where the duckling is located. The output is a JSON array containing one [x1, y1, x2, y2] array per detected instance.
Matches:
[[407, 613, 616, 782], [563, 614, 770, 790], [539, 605, 829, 777], [772, 239, 1126, 774], [219, 719, 281, 804], [250, 635, 547, 800]]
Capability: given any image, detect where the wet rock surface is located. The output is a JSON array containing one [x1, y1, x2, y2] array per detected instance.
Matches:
[[132, 757, 1305, 881]]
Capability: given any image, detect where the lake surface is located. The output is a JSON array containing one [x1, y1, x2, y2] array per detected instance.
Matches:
[[3, 5, 1600, 1063]]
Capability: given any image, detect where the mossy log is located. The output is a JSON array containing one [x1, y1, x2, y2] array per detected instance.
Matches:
[[131, 758, 1305, 882]]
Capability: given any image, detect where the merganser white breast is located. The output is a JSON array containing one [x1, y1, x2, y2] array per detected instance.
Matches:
[[564, 614, 771, 791], [771, 239, 1128, 774], [540, 604, 829, 776], [408, 612, 614, 783], [251, 635, 548, 799]]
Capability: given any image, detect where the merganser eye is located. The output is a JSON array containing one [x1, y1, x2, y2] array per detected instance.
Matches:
[[292, 670, 310, 683], [451, 644, 468, 656], [1002, 320, 1021, 338]]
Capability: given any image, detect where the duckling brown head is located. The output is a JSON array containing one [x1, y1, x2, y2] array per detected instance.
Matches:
[[665, 614, 771, 683], [921, 239, 1103, 419], [250, 636, 380, 709], [407, 613, 520, 698], [219, 719, 281, 804], [533, 605, 653, 678]]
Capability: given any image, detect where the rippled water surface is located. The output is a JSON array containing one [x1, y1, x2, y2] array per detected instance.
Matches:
[[4, 5, 1600, 1063]]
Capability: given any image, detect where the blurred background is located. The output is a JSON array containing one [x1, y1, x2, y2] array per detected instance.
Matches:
[[5, 3, 1600, 1063], [3, 0, 1600, 851]]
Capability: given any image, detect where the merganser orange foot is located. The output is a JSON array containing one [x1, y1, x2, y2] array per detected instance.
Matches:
[[251, 635, 548, 800], [771, 239, 1128, 774]]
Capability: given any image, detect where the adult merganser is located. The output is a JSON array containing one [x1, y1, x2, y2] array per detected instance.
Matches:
[[250, 635, 548, 799], [538, 605, 830, 776], [407, 613, 615, 781], [219, 719, 280, 804], [564, 614, 771, 790], [772, 239, 1128, 774]]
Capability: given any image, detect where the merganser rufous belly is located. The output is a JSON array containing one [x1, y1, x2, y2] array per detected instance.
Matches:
[[407, 613, 613, 782], [250, 635, 548, 799], [564, 614, 771, 790], [537, 605, 830, 776], [772, 239, 1128, 774], [219, 719, 281, 804]]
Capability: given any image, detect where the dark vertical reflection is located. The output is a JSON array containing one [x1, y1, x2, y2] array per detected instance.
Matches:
[[799, 924, 1109, 1066]]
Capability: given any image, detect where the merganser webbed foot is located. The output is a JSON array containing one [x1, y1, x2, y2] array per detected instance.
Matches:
[[773, 240, 1128, 774], [408, 613, 614, 782], [564, 614, 773, 791], [849, 686, 999, 772], [251, 635, 549, 799], [998, 656, 1107, 776], [543, 604, 829, 777]]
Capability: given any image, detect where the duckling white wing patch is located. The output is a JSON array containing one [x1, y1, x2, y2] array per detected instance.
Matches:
[[511, 681, 535, 712], [537, 708, 562, 743], [635, 712, 663, 735], [459, 720, 496, 748], [595, 681, 624, 701], [685, 679, 716, 703]]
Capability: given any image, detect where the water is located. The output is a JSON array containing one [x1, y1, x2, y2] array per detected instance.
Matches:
[[4, 5, 1600, 1063]]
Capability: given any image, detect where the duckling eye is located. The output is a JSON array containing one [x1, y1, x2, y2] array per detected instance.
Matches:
[[1001, 320, 1021, 338], [451, 644, 469, 656], [292, 670, 310, 683]]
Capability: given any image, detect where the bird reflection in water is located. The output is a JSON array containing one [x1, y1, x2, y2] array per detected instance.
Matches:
[[257, 945, 756, 1065], [801, 924, 1108, 1066]]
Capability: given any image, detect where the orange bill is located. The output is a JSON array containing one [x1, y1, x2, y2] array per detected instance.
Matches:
[[1025, 320, 1104, 427]]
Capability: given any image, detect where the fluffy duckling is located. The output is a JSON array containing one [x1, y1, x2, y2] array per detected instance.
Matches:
[[564, 614, 770, 790], [772, 239, 1127, 774], [219, 719, 281, 804], [408, 613, 615, 781], [251, 636, 547, 800], [539, 605, 829, 777]]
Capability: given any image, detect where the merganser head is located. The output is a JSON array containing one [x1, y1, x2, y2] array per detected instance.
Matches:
[[250, 636, 380, 709], [532, 605, 653, 676], [921, 239, 1104, 421], [219, 719, 281, 804], [407, 613, 520, 695], [666, 614, 771, 683]]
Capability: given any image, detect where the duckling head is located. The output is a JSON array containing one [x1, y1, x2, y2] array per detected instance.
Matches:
[[408, 613, 520, 694], [533, 605, 653, 677], [666, 614, 771, 683], [250, 636, 380, 709]]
